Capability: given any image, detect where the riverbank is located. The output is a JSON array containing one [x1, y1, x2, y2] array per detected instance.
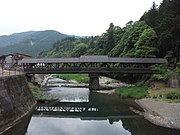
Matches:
[[136, 98, 180, 130], [133, 81, 180, 130], [99, 80, 180, 130]]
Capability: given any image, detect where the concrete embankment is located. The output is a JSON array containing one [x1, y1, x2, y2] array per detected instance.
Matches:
[[0, 75, 36, 135]]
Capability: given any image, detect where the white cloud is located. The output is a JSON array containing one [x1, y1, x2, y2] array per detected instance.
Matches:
[[0, 0, 163, 36]]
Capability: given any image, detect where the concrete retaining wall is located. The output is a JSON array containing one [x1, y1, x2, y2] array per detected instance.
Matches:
[[169, 73, 180, 88], [0, 75, 36, 134]]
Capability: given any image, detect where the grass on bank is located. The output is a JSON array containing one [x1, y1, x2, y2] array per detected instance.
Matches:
[[28, 83, 53, 102], [55, 74, 89, 83], [115, 83, 180, 102], [115, 85, 148, 99], [148, 88, 180, 102]]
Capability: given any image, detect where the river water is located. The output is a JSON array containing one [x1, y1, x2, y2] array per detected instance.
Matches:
[[25, 77, 180, 135]]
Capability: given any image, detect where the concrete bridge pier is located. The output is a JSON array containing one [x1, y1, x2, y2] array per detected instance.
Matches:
[[89, 73, 100, 90]]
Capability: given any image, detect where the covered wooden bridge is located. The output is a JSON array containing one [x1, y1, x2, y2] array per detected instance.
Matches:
[[20, 56, 167, 90], [21, 56, 167, 74]]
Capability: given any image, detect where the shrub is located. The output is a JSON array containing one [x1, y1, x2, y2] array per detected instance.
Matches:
[[165, 91, 180, 100], [29, 83, 53, 101], [174, 68, 180, 73], [115, 86, 148, 99], [151, 64, 169, 81]]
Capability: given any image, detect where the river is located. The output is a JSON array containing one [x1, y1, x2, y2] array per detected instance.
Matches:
[[25, 77, 180, 135]]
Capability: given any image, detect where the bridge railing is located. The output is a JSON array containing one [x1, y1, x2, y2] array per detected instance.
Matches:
[[21, 62, 160, 74]]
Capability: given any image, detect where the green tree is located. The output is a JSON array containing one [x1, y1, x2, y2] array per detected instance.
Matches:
[[94, 23, 124, 55], [105, 23, 115, 53], [71, 43, 88, 57], [109, 21, 150, 57], [140, 2, 158, 28], [134, 28, 158, 57], [140, 0, 180, 64]]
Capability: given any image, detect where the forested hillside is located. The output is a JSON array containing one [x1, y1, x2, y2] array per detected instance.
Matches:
[[0, 30, 67, 57], [0, 31, 36, 47], [140, 0, 180, 63], [39, 0, 179, 65]]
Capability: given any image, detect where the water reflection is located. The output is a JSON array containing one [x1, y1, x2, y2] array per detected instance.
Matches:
[[2, 78, 180, 135], [27, 91, 180, 135], [26, 117, 131, 135], [35, 92, 140, 117], [4, 76, 179, 135]]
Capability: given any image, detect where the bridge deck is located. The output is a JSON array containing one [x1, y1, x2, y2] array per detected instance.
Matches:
[[20, 56, 167, 74]]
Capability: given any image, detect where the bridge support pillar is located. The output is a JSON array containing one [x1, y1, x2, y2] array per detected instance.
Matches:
[[89, 74, 100, 90], [26, 74, 34, 82]]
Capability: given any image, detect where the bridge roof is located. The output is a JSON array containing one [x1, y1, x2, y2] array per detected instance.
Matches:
[[21, 58, 80, 63], [109, 58, 167, 64], [21, 56, 167, 64], [80, 56, 108, 62]]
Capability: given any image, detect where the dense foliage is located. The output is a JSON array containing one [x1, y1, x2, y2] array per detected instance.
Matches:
[[140, 0, 180, 63], [39, 0, 179, 66]]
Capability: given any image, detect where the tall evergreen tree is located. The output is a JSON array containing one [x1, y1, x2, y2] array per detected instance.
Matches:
[[106, 23, 115, 54], [140, 2, 158, 28]]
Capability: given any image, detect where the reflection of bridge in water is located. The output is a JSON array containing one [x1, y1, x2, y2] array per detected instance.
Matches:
[[35, 91, 141, 121], [35, 102, 139, 125], [33, 93, 180, 135], [37, 105, 99, 113], [34, 103, 180, 135]]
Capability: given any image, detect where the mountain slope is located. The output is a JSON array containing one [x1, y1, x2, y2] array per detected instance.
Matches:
[[0, 30, 68, 57], [0, 31, 36, 47]]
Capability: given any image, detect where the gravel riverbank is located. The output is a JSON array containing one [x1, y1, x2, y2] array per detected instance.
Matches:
[[136, 98, 180, 130]]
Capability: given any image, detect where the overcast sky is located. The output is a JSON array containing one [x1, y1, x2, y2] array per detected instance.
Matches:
[[0, 0, 162, 36]]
